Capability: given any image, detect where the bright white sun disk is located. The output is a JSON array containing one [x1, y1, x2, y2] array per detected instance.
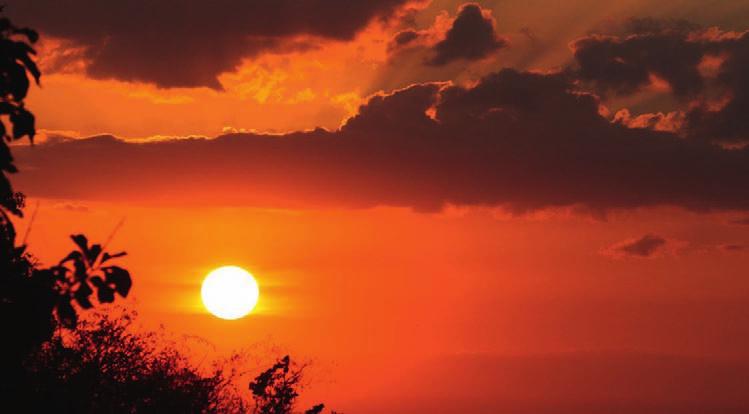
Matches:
[[201, 266, 259, 320]]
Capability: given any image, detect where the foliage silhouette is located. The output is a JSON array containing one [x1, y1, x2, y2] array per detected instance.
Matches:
[[26, 311, 249, 413], [0, 9, 132, 407], [0, 7, 38, 215], [249, 355, 325, 414], [25, 311, 332, 413]]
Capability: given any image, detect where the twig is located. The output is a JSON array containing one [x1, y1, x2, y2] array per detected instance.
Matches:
[[102, 217, 126, 251], [22, 200, 40, 246]]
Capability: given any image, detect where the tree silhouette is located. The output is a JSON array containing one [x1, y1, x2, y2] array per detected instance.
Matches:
[[0, 10, 131, 406]]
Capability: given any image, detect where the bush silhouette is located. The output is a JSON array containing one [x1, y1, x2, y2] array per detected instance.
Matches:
[[25, 311, 249, 413], [249, 355, 326, 414], [26, 311, 329, 413]]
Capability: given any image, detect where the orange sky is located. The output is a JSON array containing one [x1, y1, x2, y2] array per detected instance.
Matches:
[[15, 201, 749, 411], [7, 0, 749, 412]]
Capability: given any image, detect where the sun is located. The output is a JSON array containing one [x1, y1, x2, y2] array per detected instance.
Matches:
[[201, 266, 260, 320]]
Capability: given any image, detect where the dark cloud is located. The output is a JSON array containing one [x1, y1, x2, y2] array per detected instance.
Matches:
[[4, 0, 411, 88], [12, 68, 749, 213], [572, 22, 749, 144], [427, 3, 507, 66], [571, 32, 705, 97], [390, 30, 421, 50], [605, 234, 668, 258], [393, 30, 420, 47], [622, 17, 701, 35], [588, 16, 702, 37], [685, 33, 749, 144]]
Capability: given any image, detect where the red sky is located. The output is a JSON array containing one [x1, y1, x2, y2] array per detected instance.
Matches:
[[6, 0, 749, 412]]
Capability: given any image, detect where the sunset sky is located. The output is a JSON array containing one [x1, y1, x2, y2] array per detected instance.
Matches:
[[6, 1, 749, 412]]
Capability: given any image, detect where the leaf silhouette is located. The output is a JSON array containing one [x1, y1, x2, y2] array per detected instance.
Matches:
[[101, 251, 127, 263], [73, 258, 87, 281], [10, 108, 35, 141], [59, 250, 82, 265], [70, 234, 88, 250], [5, 61, 29, 101], [86, 243, 102, 266], [96, 285, 115, 303], [12, 27, 38, 43], [103, 266, 131, 297], [13, 41, 40, 83], [73, 282, 94, 309]]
